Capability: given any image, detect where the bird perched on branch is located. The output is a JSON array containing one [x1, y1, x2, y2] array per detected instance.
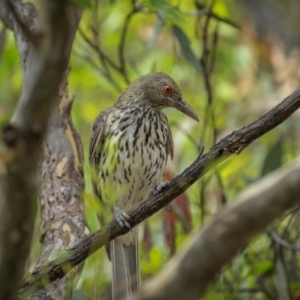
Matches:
[[89, 72, 198, 300]]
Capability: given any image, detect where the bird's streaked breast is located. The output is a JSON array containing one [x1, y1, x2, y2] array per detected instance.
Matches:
[[97, 107, 170, 213]]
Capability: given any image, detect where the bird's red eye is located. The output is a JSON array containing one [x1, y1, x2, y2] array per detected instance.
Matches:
[[163, 85, 172, 94]]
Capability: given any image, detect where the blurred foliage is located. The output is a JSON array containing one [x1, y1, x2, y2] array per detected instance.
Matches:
[[1, 0, 300, 299]]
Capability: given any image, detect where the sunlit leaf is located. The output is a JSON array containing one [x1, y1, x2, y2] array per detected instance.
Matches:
[[141, 247, 164, 274], [84, 191, 102, 214], [145, 0, 166, 9], [172, 25, 201, 73]]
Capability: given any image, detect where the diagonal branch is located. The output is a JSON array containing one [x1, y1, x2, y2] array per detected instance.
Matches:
[[135, 158, 300, 300], [19, 87, 300, 298]]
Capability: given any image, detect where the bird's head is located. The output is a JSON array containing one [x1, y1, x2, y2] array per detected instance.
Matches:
[[117, 72, 199, 122]]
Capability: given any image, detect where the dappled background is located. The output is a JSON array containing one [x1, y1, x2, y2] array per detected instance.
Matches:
[[1, 0, 300, 299]]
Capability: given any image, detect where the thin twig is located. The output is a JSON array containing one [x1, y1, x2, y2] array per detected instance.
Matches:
[[282, 204, 300, 239], [78, 27, 119, 72], [118, 1, 142, 84], [78, 26, 123, 91], [118, 10, 134, 84], [73, 49, 122, 92], [198, 0, 226, 205], [173, 121, 202, 151], [190, 4, 240, 28], [270, 230, 300, 251]]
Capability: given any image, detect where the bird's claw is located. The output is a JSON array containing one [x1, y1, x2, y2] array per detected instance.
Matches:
[[114, 207, 132, 229], [151, 181, 169, 195]]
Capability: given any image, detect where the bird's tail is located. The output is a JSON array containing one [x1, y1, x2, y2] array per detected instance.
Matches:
[[111, 229, 140, 300]]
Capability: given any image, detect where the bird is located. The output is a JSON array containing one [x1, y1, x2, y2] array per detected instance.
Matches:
[[89, 72, 198, 300]]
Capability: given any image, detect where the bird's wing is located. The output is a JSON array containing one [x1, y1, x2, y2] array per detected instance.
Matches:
[[90, 109, 141, 299], [166, 124, 174, 160], [89, 108, 111, 200], [160, 112, 174, 160]]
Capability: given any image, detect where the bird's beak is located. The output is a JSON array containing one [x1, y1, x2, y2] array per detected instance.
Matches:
[[167, 97, 199, 122]]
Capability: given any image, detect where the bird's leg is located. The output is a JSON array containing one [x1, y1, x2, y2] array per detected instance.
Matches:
[[114, 206, 132, 229], [150, 181, 170, 196]]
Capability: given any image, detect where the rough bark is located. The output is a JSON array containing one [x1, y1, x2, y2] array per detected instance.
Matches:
[[28, 73, 89, 300], [0, 1, 85, 300], [19, 88, 300, 298]]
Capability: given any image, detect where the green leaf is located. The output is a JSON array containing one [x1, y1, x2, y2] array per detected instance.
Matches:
[[145, 0, 182, 23], [164, 7, 182, 24], [71, 0, 92, 8], [261, 138, 283, 176], [172, 25, 201, 73], [145, 0, 166, 9], [150, 61, 157, 72], [146, 14, 165, 50], [141, 247, 163, 274], [249, 260, 273, 276]]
